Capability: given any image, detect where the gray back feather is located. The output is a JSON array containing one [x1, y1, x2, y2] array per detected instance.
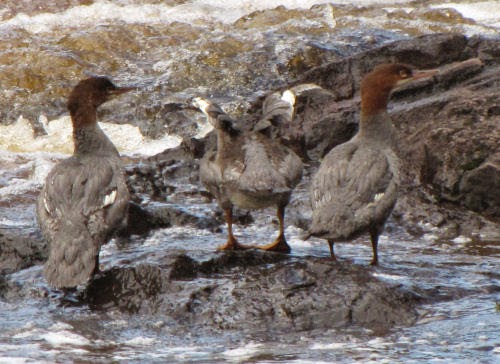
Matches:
[[310, 139, 399, 240], [37, 155, 129, 288], [197, 97, 303, 209]]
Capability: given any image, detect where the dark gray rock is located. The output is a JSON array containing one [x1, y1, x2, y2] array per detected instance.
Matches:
[[459, 159, 499, 217], [83, 251, 419, 332], [119, 199, 225, 237], [392, 61, 500, 225], [292, 33, 469, 100], [0, 229, 46, 276]]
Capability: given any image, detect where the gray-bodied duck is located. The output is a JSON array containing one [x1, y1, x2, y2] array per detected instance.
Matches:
[[193, 92, 303, 253], [37, 77, 134, 288], [309, 63, 438, 265]]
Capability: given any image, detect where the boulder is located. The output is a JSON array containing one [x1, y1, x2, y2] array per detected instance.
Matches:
[[83, 251, 419, 332], [0, 229, 46, 276]]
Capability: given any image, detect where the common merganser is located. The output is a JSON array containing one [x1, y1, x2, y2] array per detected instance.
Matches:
[[37, 77, 134, 288], [309, 63, 438, 265], [193, 93, 303, 253]]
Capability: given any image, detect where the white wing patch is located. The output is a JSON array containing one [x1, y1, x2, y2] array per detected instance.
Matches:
[[373, 192, 384, 202], [103, 190, 117, 207], [281, 89, 296, 107], [192, 97, 211, 116], [43, 197, 51, 214]]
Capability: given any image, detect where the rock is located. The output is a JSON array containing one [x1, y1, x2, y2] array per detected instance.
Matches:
[[0, 229, 47, 276], [0, 274, 7, 298], [393, 61, 500, 225], [125, 144, 206, 204], [459, 160, 500, 217], [295, 33, 469, 99], [84, 263, 167, 313], [83, 251, 419, 332]]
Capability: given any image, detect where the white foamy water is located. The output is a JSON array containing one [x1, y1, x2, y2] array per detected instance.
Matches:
[[311, 342, 348, 350], [222, 342, 266, 361], [1, 0, 498, 35], [0, 151, 54, 200], [0, 358, 33, 364], [432, 1, 500, 27], [0, 115, 181, 156], [1, 1, 316, 33], [0, 0, 416, 34], [124, 336, 157, 346], [41, 330, 91, 347]]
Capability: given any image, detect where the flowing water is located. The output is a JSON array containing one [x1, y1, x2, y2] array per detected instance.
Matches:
[[0, 0, 499, 362]]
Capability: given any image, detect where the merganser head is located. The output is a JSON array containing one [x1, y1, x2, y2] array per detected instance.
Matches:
[[67, 77, 135, 116], [361, 63, 438, 117]]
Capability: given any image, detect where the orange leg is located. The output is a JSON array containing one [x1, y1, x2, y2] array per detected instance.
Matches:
[[217, 208, 253, 250], [257, 205, 291, 253]]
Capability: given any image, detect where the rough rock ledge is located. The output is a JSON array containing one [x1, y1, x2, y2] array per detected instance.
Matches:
[[84, 250, 419, 333]]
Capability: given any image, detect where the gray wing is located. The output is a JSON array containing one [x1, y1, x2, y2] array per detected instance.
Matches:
[[196, 96, 303, 205], [236, 133, 303, 194], [201, 134, 303, 205], [199, 148, 231, 208], [254, 84, 328, 134], [36, 156, 129, 288], [244, 89, 304, 192], [310, 142, 399, 240], [253, 90, 295, 133]]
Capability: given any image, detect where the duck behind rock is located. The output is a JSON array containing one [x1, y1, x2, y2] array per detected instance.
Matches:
[[193, 92, 303, 253], [37, 77, 134, 289], [309, 63, 438, 265]]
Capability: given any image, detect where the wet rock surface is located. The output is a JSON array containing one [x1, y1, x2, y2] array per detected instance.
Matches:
[[1, 33, 499, 335], [0, 229, 46, 276], [83, 251, 419, 332]]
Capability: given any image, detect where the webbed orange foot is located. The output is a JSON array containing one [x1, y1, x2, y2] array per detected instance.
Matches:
[[217, 236, 253, 251], [257, 235, 291, 254]]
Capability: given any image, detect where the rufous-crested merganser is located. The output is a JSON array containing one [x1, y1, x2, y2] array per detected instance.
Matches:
[[37, 77, 134, 288], [309, 63, 438, 265]]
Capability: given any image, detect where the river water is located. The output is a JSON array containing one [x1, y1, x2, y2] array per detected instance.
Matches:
[[0, 0, 499, 362]]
